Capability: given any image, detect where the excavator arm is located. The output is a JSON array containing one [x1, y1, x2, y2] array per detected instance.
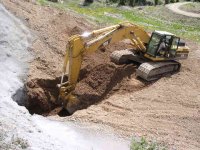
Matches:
[[59, 22, 150, 113]]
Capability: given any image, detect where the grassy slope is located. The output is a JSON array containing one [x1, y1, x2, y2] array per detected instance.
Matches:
[[38, 0, 200, 43]]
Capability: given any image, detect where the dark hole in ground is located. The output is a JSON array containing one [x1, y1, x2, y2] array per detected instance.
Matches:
[[12, 63, 151, 117], [24, 77, 62, 115], [12, 77, 64, 116], [12, 87, 27, 106]]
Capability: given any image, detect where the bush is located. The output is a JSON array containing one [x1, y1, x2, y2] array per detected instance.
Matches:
[[107, 0, 157, 6], [164, 0, 169, 4], [146, 0, 154, 6], [0, 131, 29, 150], [154, 0, 158, 5], [130, 137, 166, 150], [118, 0, 126, 5], [83, 0, 94, 6]]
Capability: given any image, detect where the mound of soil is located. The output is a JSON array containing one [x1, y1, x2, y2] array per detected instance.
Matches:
[[25, 62, 147, 115], [75, 63, 139, 106]]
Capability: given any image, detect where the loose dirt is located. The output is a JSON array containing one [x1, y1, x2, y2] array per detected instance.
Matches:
[[2, 0, 200, 150], [25, 63, 147, 115]]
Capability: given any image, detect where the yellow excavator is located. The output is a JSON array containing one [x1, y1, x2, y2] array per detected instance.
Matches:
[[58, 22, 189, 114]]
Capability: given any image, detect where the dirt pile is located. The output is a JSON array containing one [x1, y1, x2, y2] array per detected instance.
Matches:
[[75, 63, 145, 107], [25, 62, 147, 115]]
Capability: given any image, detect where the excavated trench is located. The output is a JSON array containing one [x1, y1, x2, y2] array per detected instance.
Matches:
[[18, 62, 150, 116], [1, 3, 131, 148], [3, 0, 150, 117]]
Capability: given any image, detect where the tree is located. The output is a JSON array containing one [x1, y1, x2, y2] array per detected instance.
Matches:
[[83, 0, 94, 6], [165, 0, 169, 4], [154, 0, 158, 5], [129, 0, 135, 6], [118, 0, 126, 5], [84, 0, 93, 2]]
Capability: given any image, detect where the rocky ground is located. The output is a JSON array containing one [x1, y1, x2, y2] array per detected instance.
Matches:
[[1, 0, 200, 149]]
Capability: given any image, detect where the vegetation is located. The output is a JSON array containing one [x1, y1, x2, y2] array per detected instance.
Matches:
[[0, 131, 29, 150], [85, 0, 185, 6], [130, 137, 166, 150], [83, 0, 94, 6], [37, 0, 200, 43]]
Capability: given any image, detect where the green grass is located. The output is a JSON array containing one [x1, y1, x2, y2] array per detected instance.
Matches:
[[36, 0, 200, 43], [37, 0, 48, 5]]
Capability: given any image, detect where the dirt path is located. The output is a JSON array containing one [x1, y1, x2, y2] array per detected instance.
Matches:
[[166, 2, 200, 18]]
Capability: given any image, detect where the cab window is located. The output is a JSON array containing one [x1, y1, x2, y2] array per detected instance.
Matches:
[[170, 37, 179, 56], [171, 37, 179, 50], [147, 33, 162, 56]]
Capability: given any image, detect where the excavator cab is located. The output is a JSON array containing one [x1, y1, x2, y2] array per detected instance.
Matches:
[[146, 31, 180, 59], [136, 30, 189, 81]]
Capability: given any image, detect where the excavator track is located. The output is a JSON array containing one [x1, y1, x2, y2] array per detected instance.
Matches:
[[110, 50, 181, 81], [136, 61, 181, 81], [110, 49, 145, 65], [110, 49, 134, 65]]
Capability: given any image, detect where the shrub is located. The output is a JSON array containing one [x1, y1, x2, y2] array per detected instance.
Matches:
[[130, 137, 166, 150]]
